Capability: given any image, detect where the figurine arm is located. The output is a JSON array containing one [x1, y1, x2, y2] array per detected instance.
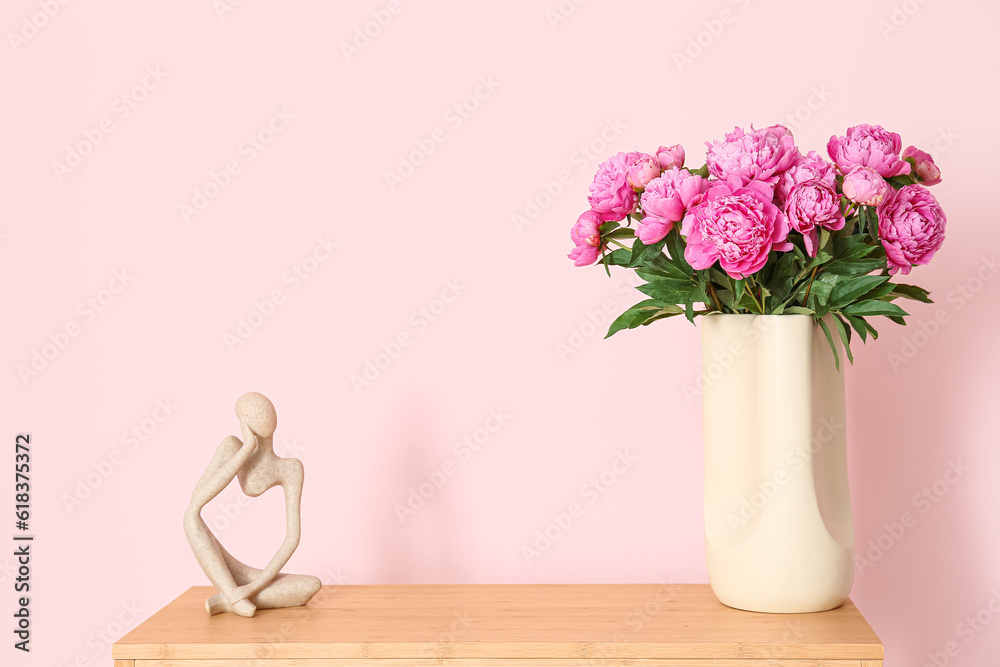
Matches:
[[188, 424, 257, 512], [229, 460, 304, 602]]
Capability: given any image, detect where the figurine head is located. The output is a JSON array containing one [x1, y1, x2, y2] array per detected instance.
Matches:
[[235, 392, 277, 438]]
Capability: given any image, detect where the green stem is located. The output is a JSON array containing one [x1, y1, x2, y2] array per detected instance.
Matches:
[[609, 238, 631, 251], [801, 266, 820, 305], [745, 275, 764, 313], [707, 283, 724, 312]]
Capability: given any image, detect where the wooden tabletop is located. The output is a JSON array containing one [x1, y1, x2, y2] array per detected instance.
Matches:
[[113, 584, 883, 661]]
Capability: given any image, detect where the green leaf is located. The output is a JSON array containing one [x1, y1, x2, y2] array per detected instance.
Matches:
[[601, 248, 632, 268], [832, 234, 864, 256], [842, 300, 910, 318], [627, 236, 668, 269], [803, 251, 834, 273], [818, 318, 841, 371], [736, 287, 762, 313], [844, 314, 868, 342], [715, 288, 735, 310], [818, 228, 832, 254], [891, 283, 934, 303], [868, 206, 880, 244], [605, 300, 680, 338], [823, 257, 886, 276], [634, 277, 702, 304], [828, 275, 890, 310], [599, 221, 620, 235], [864, 318, 880, 339], [685, 301, 696, 323], [784, 306, 815, 315], [709, 267, 732, 289], [733, 279, 746, 303], [862, 282, 897, 301], [833, 234, 878, 260], [886, 174, 918, 189], [831, 314, 854, 365], [806, 279, 834, 307], [636, 267, 693, 284], [664, 228, 694, 274], [772, 251, 803, 281], [604, 228, 637, 240]]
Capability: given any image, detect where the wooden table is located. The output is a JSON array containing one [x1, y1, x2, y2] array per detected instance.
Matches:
[[113, 584, 883, 666]]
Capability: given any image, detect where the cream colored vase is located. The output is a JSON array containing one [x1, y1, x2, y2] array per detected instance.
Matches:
[[700, 314, 854, 613]]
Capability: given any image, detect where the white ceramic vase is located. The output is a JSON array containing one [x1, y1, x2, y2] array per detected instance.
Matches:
[[700, 314, 854, 613]]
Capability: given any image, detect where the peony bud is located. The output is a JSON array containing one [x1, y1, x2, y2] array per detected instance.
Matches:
[[842, 166, 889, 206], [626, 153, 661, 190], [902, 146, 942, 186], [655, 144, 685, 171]]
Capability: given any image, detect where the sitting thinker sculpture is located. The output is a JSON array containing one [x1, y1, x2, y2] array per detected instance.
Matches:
[[184, 392, 321, 617]]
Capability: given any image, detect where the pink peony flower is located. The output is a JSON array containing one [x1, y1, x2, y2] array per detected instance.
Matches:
[[903, 146, 942, 185], [626, 152, 661, 190], [655, 144, 685, 170], [784, 180, 845, 257], [588, 152, 640, 221], [681, 179, 792, 279], [705, 124, 800, 186], [827, 124, 911, 177], [842, 166, 889, 206], [775, 150, 837, 204], [568, 210, 605, 267], [636, 168, 709, 244], [876, 185, 946, 275]]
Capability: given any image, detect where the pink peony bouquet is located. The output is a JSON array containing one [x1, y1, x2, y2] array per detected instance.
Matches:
[[568, 123, 946, 367]]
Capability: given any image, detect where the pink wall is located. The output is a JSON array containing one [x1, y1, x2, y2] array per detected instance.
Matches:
[[3, 1, 998, 665]]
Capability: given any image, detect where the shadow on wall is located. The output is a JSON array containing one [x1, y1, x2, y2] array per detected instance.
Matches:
[[848, 272, 993, 661]]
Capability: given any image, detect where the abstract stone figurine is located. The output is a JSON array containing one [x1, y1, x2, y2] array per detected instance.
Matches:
[[184, 392, 321, 617]]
